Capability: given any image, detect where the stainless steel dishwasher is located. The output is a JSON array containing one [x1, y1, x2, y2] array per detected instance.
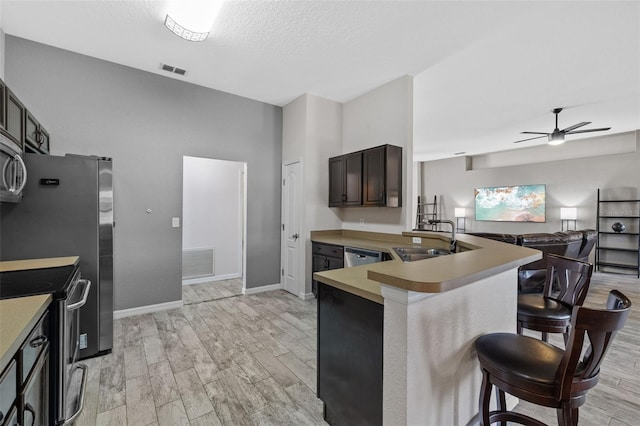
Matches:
[[344, 247, 383, 267]]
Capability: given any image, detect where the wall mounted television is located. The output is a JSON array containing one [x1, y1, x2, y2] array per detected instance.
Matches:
[[474, 184, 546, 222]]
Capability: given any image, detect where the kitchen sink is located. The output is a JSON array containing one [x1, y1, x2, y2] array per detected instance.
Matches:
[[393, 247, 451, 262]]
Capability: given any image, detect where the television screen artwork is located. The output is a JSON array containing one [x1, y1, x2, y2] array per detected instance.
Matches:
[[474, 184, 546, 222]]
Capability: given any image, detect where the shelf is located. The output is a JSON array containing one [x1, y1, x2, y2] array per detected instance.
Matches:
[[597, 247, 640, 253], [596, 261, 640, 270], [596, 189, 640, 278], [598, 216, 640, 219]]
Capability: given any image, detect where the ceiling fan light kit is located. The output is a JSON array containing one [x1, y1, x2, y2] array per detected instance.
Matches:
[[514, 107, 611, 145], [548, 133, 565, 145]]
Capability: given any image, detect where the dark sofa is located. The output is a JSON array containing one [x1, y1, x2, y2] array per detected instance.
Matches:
[[468, 229, 597, 293]]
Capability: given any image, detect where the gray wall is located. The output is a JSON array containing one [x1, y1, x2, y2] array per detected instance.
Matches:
[[421, 131, 639, 235], [5, 36, 282, 310]]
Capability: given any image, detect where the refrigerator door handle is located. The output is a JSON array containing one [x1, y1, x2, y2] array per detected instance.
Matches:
[[13, 154, 27, 194]]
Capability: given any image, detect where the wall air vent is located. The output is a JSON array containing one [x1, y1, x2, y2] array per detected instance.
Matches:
[[160, 63, 188, 76]]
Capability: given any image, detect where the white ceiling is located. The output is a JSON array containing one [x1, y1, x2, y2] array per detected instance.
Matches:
[[1, 1, 639, 161]]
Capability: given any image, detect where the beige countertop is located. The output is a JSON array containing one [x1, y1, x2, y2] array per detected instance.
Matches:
[[0, 294, 52, 372], [312, 230, 541, 303], [0, 256, 79, 272]]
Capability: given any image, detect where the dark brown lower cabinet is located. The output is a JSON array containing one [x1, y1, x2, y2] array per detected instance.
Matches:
[[311, 243, 344, 297], [20, 350, 49, 426], [317, 283, 383, 426]]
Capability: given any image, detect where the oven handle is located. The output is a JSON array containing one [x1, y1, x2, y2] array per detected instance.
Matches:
[[63, 363, 88, 426], [67, 279, 91, 311]]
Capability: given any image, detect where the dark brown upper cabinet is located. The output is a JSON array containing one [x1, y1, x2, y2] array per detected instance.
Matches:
[[329, 144, 402, 208], [329, 152, 362, 207], [363, 144, 402, 207], [0, 79, 6, 131], [26, 110, 50, 154], [4, 88, 26, 150]]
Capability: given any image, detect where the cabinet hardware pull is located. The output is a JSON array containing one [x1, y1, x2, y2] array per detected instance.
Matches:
[[29, 335, 48, 348], [25, 402, 36, 426]]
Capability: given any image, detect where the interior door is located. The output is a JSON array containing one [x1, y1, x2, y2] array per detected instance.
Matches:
[[282, 160, 302, 296]]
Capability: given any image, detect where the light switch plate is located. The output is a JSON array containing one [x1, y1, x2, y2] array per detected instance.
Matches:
[[412, 237, 422, 244], [172, 217, 180, 228]]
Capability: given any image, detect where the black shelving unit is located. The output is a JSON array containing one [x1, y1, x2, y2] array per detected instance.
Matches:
[[595, 189, 640, 278], [414, 195, 438, 231]]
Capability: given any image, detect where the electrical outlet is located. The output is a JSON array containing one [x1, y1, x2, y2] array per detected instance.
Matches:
[[359, 218, 365, 227], [412, 237, 422, 244], [172, 217, 180, 228]]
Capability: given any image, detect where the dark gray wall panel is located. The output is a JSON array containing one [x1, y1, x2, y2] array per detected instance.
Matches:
[[5, 36, 282, 309]]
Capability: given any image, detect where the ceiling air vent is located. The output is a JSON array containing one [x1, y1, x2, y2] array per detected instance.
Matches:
[[160, 63, 188, 76]]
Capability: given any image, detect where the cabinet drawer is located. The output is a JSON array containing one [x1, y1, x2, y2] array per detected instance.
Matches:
[[0, 360, 17, 423], [19, 311, 49, 386], [313, 243, 344, 259]]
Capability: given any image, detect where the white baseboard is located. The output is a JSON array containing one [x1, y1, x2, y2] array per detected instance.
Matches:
[[182, 273, 241, 286], [299, 291, 315, 301], [242, 283, 281, 295], [113, 300, 183, 319]]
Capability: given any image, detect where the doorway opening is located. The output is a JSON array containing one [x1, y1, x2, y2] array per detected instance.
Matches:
[[181, 156, 247, 303]]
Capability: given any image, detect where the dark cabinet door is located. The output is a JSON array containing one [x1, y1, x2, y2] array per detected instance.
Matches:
[[312, 243, 345, 297], [363, 146, 385, 206], [0, 79, 6, 131], [329, 152, 362, 206], [5, 89, 26, 150], [326, 257, 343, 269], [328, 156, 345, 207], [25, 112, 50, 155], [19, 349, 49, 426], [317, 283, 383, 426], [343, 152, 362, 206]]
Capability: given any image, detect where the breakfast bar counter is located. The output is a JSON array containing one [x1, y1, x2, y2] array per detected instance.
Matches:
[[311, 229, 541, 426]]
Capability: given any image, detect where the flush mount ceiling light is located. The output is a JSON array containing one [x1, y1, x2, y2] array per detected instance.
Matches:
[[163, 1, 224, 42], [164, 15, 209, 42]]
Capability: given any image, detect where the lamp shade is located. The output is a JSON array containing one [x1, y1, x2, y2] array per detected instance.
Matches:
[[560, 207, 577, 220], [454, 208, 466, 218]]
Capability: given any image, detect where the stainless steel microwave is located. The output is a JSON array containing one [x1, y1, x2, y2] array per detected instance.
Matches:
[[0, 133, 27, 203]]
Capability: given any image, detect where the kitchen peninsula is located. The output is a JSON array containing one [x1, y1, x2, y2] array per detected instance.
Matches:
[[312, 230, 541, 426]]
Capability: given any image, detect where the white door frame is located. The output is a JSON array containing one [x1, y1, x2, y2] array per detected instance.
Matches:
[[281, 159, 304, 298]]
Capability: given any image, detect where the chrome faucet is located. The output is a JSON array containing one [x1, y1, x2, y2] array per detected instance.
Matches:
[[428, 219, 456, 252]]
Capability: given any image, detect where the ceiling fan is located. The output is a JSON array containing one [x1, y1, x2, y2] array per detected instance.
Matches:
[[514, 108, 611, 145]]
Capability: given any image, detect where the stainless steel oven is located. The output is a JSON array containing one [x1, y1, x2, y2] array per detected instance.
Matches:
[[58, 270, 90, 425], [0, 265, 90, 425], [0, 133, 27, 203]]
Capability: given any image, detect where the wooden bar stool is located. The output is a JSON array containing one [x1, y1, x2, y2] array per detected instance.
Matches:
[[475, 290, 631, 426], [517, 254, 593, 343]]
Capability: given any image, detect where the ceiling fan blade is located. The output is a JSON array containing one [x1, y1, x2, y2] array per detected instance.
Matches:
[[514, 135, 547, 143], [560, 122, 590, 133], [520, 131, 550, 135], [565, 127, 612, 135]]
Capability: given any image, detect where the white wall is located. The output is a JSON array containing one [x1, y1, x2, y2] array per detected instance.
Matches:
[[341, 75, 414, 233], [283, 93, 343, 296], [0, 26, 5, 79], [421, 131, 640, 235], [182, 156, 243, 278]]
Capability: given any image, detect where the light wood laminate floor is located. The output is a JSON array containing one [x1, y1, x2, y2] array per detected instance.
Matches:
[[76, 273, 638, 425]]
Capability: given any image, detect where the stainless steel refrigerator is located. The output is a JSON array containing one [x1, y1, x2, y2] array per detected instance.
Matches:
[[0, 153, 113, 359]]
